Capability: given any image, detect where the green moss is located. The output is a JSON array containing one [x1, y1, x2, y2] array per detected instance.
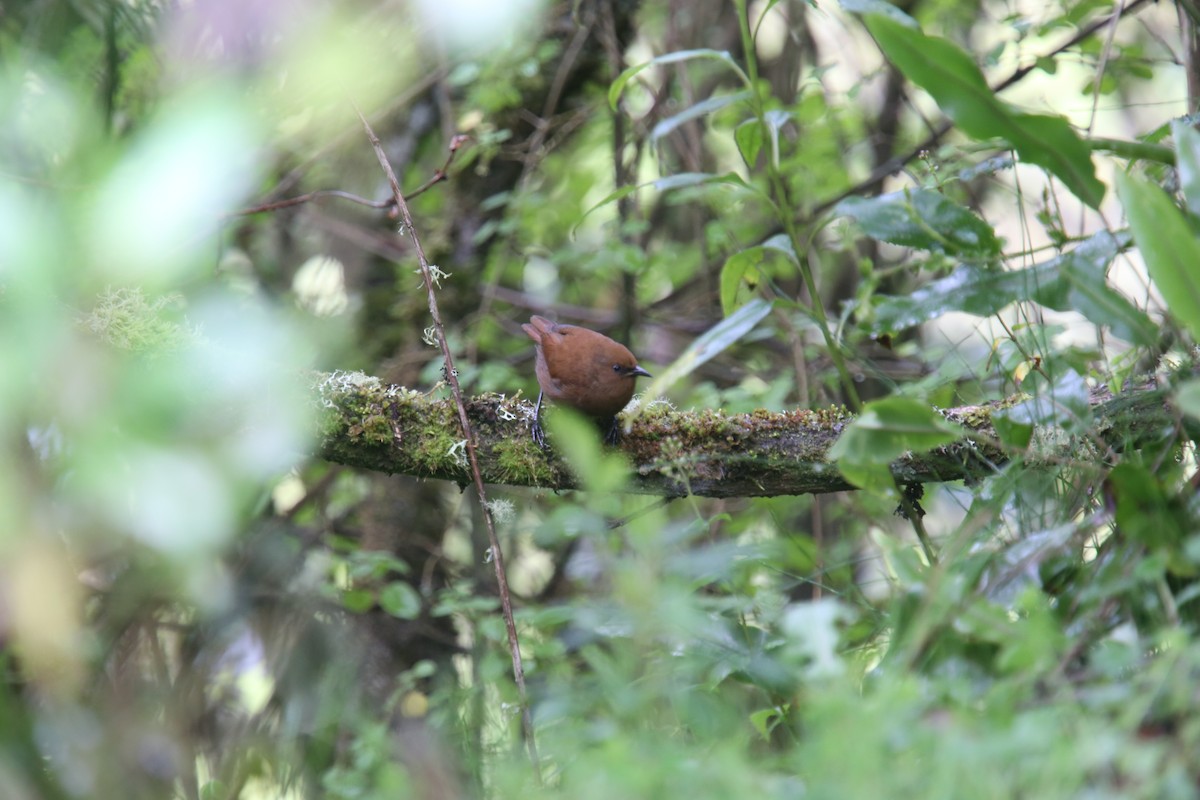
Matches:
[[494, 437, 556, 484]]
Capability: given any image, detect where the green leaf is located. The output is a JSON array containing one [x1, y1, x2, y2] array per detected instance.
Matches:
[[609, 49, 748, 111], [749, 707, 785, 742], [340, 588, 375, 613], [735, 119, 764, 167], [1059, 254, 1158, 346], [990, 411, 1033, 449], [379, 582, 422, 619], [719, 236, 796, 315], [651, 92, 751, 144], [1172, 119, 1200, 217], [632, 299, 774, 412], [836, 189, 1001, 257], [1108, 463, 1187, 555], [1116, 171, 1200, 341], [546, 408, 631, 493], [862, 14, 1104, 209], [830, 397, 963, 493], [872, 230, 1125, 333], [720, 249, 764, 317]]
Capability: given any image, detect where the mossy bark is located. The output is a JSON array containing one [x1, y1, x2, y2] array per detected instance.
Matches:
[[312, 373, 1177, 498]]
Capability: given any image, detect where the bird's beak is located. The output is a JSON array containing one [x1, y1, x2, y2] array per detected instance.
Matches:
[[631, 366, 653, 378]]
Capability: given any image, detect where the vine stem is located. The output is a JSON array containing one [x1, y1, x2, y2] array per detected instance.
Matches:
[[356, 110, 542, 782]]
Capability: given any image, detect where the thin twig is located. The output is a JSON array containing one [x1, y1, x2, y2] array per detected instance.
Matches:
[[231, 134, 469, 218], [355, 111, 543, 781]]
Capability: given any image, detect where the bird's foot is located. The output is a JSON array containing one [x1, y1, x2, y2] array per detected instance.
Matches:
[[602, 417, 622, 446], [530, 418, 549, 449]]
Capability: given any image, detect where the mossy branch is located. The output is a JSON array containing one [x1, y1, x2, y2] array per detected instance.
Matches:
[[312, 372, 1178, 498]]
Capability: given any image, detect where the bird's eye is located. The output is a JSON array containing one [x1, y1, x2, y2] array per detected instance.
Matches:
[[612, 364, 621, 372]]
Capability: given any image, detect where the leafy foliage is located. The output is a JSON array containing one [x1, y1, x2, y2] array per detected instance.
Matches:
[[3, 0, 1200, 798]]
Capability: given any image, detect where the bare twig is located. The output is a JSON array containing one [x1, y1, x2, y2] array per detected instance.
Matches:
[[231, 134, 469, 218], [355, 112, 542, 781]]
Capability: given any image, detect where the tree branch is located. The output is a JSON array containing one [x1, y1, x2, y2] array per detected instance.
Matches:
[[313, 373, 1177, 498]]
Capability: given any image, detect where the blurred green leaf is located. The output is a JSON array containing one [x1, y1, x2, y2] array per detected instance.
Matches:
[[830, 397, 963, 492], [837, 189, 1001, 257], [1108, 462, 1196, 575], [341, 588, 375, 613], [1059, 252, 1158, 346], [862, 14, 1104, 208], [720, 246, 764, 316], [1116, 171, 1200, 341], [379, 582, 422, 619], [546, 408, 631, 492], [990, 410, 1034, 449]]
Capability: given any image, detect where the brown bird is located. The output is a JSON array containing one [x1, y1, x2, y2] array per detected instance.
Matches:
[[522, 315, 652, 446]]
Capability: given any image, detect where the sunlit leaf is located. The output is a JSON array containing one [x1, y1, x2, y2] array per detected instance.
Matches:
[[720, 249, 764, 317], [719, 235, 795, 316]]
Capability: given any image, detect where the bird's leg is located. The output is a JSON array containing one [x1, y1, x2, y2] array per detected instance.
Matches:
[[530, 391, 547, 448], [602, 416, 621, 446]]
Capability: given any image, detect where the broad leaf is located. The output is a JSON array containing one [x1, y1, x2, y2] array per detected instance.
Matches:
[[830, 397, 963, 493], [1172, 119, 1200, 217], [735, 119, 764, 167], [863, 14, 1104, 209], [837, 189, 1001, 257], [1116, 171, 1200, 341]]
